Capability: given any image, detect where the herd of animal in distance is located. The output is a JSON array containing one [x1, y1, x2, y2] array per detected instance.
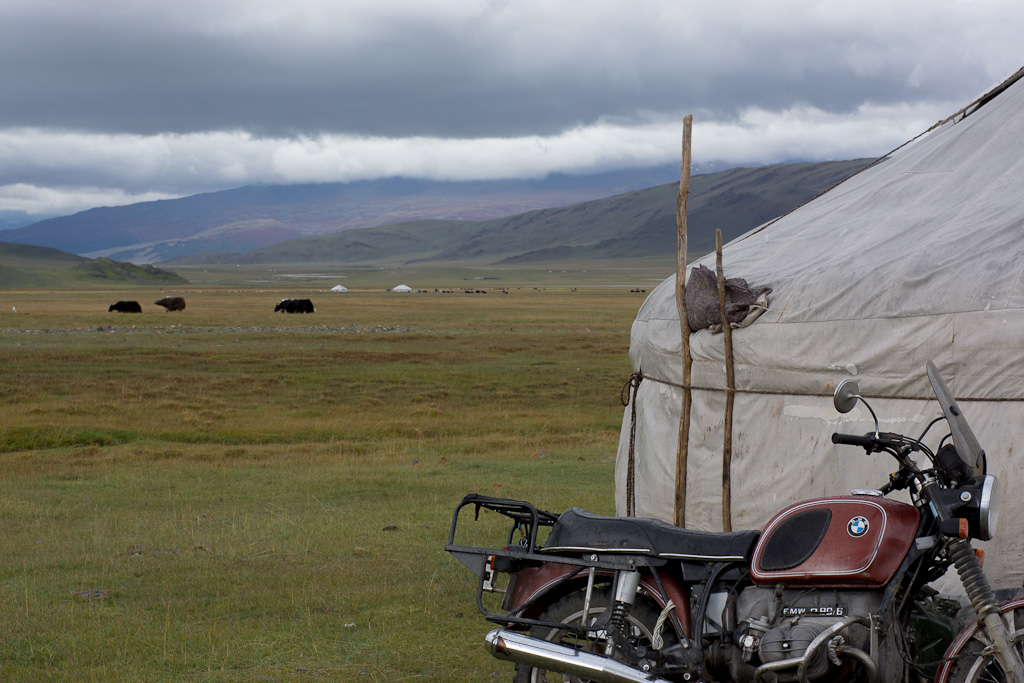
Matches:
[[108, 288, 650, 314], [108, 297, 314, 314]]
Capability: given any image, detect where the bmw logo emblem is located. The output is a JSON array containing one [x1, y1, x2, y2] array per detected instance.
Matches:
[[847, 516, 869, 537]]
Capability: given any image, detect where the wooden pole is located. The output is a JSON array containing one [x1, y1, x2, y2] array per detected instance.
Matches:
[[715, 229, 734, 532], [674, 115, 693, 528]]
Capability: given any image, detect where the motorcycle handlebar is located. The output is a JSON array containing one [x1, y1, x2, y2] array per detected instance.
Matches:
[[831, 432, 878, 449]]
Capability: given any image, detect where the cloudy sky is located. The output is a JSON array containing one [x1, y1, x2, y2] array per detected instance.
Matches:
[[1, 0, 1021, 221]]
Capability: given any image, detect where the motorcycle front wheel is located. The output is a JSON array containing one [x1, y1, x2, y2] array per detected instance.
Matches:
[[512, 587, 671, 683], [940, 604, 1024, 683]]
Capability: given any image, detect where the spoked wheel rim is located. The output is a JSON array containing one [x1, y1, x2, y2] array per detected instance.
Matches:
[[954, 629, 1024, 683]]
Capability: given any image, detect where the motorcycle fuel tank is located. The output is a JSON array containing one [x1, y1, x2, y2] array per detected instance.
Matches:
[[750, 496, 920, 588]]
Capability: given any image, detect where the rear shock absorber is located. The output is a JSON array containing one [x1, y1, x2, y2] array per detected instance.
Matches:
[[611, 570, 642, 633]]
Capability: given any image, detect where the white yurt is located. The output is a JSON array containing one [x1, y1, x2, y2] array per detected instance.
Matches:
[[393, 284, 413, 293], [330, 285, 348, 293], [616, 66, 1024, 588]]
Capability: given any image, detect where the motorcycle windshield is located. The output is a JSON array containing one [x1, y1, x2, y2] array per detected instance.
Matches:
[[926, 360, 986, 476]]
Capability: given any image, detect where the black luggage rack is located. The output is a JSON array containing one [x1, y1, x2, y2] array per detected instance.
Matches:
[[444, 493, 649, 630]]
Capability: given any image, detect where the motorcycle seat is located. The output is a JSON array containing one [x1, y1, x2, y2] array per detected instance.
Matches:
[[541, 507, 759, 562]]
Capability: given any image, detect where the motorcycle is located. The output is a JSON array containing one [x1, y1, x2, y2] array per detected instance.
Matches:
[[445, 361, 1024, 682]]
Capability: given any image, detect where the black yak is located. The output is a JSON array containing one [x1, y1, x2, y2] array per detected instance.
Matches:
[[109, 301, 142, 313], [275, 298, 314, 313], [154, 296, 186, 312]]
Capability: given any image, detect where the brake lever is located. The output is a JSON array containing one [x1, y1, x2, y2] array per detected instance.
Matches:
[[880, 468, 913, 494]]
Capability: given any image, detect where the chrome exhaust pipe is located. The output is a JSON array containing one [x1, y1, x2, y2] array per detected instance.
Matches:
[[485, 628, 671, 683]]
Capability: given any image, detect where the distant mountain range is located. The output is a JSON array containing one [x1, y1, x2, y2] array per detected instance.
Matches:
[[4, 159, 874, 266], [0, 215, 35, 231], [167, 159, 873, 266], [4, 165, 692, 263]]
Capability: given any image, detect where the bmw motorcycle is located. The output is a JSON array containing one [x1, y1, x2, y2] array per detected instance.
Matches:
[[445, 361, 1024, 682]]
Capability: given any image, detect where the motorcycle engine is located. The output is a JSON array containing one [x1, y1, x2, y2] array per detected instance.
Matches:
[[727, 587, 884, 682], [757, 622, 830, 679]]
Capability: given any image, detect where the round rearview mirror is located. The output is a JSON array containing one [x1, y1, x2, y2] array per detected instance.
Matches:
[[833, 378, 861, 414]]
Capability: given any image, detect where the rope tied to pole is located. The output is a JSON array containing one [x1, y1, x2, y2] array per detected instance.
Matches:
[[621, 371, 644, 516], [623, 370, 1024, 402], [620, 371, 643, 407]]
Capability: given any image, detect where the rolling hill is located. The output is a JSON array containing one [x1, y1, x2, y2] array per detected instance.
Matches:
[[0, 242, 187, 288], [169, 159, 873, 266]]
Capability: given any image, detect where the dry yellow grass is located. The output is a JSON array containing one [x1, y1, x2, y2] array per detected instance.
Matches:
[[0, 285, 644, 681]]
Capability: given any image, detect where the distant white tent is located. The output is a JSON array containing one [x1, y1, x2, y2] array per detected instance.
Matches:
[[393, 284, 413, 293], [330, 285, 348, 292], [616, 66, 1024, 588]]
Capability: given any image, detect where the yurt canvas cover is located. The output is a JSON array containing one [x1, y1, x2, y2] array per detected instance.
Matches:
[[616, 67, 1024, 589]]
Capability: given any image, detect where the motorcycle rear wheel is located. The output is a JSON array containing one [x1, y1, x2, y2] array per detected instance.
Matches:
[[512, 587, 670, 683], [941, 606, 1024, 683]]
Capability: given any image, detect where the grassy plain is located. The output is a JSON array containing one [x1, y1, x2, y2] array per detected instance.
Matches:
[[0, 272, 662, 682]]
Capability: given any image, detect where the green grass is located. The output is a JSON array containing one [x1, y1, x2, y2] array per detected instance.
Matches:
[[0, 285, 642, 681]]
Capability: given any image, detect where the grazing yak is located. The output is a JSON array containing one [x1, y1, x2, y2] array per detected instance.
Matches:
[[109, 300, 142, 313], [275, 298, 314, 313], [154, 296, 186, 312]]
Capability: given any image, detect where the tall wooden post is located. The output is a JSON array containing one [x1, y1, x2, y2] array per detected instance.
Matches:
[[715, 229, 734, 531], [674, 115, 693, 528]]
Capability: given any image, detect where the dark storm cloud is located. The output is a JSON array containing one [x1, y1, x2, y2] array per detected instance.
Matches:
[[1, 0, 1022, 217], [0, 0, 1010, 138]]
